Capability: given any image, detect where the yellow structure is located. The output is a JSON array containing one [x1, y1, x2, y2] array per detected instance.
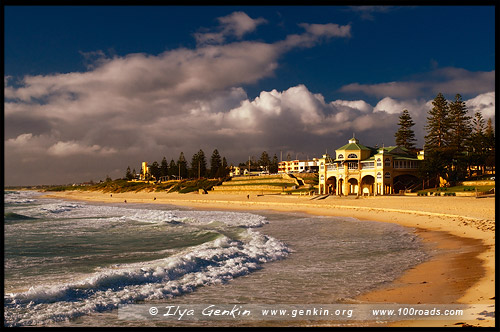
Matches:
[[229, 166, 242, 177], [140, 162, 150, 181], [417, 150, 425, 160], [318, 137, 422, 196], [439, 176, 449, 188]]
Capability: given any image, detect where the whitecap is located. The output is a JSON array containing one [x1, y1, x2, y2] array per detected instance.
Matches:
[[4, 229, 289, 327]]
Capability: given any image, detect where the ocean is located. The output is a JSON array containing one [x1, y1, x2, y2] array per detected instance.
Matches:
[[4, 190, 430, 327]]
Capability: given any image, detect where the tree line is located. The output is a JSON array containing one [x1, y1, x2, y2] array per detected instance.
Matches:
[[237, 151, 280, 174], [394, 92, 495, 185], [124, 149, 282, 181]]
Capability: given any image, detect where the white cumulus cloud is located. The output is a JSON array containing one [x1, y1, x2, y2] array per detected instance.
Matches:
[[48, 141, 117, 156], [465, 91, 495, 121]]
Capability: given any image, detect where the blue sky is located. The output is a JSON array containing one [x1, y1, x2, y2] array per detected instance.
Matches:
[[4, 5, 495, 185]]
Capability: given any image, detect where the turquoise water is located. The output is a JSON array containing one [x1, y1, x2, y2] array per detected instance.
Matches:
[[4, 191, 429, 327]]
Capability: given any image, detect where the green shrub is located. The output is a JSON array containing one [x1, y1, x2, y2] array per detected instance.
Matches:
[[178, 186, 199, 194]]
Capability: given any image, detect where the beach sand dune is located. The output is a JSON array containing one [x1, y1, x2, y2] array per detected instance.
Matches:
[[43, 190, 495, 327]]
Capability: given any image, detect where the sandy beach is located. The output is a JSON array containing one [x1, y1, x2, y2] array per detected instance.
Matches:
[[42, 190, 495, 327]]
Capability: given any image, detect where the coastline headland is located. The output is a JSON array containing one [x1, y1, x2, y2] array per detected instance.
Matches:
[[41, 190, 495, 327]]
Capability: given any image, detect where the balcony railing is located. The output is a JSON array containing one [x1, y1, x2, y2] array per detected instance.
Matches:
[[347, 162, 358, 170]]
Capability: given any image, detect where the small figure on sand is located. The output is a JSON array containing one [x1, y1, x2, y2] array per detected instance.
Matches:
[[247, 195, 249, 199], [124, 200, 127, 203]]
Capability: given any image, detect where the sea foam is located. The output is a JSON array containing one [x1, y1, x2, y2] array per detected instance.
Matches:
[[4, 219, 288, 326], [4, 192, 286, 326]]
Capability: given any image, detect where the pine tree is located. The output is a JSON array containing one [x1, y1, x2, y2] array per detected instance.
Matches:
[[447, 94, 472, 181], [485, 118, 495, 149], [150, 161, 161, 180], [448, 94, 472, 152], [394, 109, 417, 150], [484, 118, 495, 172], [424, 93, 450, 151], [270, 154, 279, 174], [160, 157, 169, 179], [259, 151, 271, 171], [199, 150, 208, 178], [191, 150, 207, 179], [220, 157, 229, 178], [177, 152, 188, 179], [423, 93, 453, 185], [471, 112, 486, 158], [472, 111, 485, 136], [467, 112, 486, 176], [210, 149, 222, 178], [125, 166, 133, 180], [169, 159, 178, 179]]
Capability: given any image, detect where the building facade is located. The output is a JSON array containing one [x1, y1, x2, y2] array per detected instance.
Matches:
[[318, 137, 422, 196], [278, 159, 319, 173], [229, 165, 270, 177]]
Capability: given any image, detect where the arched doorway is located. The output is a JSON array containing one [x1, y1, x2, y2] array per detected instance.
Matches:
[[347, 178, 358, 195], [319, 174, 325, 194], [338, 178, 344, 195], [326, 176, 336, 195], [393, 174, 420, 193], [361, 175, 375, 196]]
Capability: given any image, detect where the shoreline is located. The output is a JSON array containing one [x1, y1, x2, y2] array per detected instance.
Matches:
[[40, 190, 495, 327]]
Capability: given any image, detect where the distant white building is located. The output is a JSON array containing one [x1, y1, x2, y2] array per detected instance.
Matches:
[[230, 165, 270, 177], [278, 159, 319, 173]]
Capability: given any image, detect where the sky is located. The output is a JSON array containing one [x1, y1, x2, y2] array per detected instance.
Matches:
[[4, 5, 496, 186]]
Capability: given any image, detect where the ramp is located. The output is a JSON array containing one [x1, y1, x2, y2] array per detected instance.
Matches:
[[310, 194, 329, 200]]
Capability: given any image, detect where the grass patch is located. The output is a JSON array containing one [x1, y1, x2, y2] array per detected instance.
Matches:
[[166, 178, 223, 193], [222, 182, 296, 187], [418, 184, 495, 196], [42, 178, 226, 194]]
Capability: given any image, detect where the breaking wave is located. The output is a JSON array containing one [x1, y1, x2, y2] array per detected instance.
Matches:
[[4, 192, 289, 326], [5, 230, 289, 326]]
